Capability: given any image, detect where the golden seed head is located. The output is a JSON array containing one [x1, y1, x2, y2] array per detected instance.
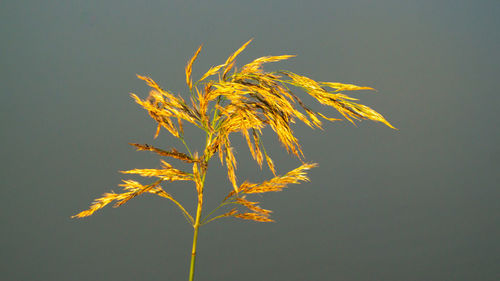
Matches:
[[73, 39, 394, 223]]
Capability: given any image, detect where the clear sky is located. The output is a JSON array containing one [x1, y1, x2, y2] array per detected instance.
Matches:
[[1, 1, 499, 280]]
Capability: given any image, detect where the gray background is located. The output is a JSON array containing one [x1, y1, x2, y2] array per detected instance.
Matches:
[[1, 1, 499, 280]]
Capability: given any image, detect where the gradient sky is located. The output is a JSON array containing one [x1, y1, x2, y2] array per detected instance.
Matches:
[[1, 1, 499, 280]]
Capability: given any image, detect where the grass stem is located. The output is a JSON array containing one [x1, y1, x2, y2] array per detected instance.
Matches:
[[188, 198, 202, 281]]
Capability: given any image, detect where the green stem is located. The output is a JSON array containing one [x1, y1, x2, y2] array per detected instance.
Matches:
[[180, 137, 193, 158], [200, 200, 236, 225], [188, 131, 212, 281], [188, 196, 203, 281]]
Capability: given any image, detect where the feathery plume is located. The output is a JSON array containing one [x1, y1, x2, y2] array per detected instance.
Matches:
[[73, 39, 395, 281], [186, 44, 203, 91]]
